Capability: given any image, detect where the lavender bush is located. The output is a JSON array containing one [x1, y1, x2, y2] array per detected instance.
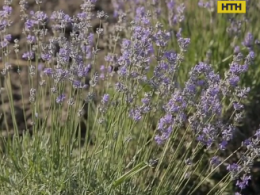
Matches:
[[0, 0, 260, 194]]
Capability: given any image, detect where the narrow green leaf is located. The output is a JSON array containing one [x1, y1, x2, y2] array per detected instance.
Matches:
[[111, 162, 149, 189]]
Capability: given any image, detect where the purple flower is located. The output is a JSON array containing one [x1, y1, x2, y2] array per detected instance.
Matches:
[[236, 175, 251, 190], [141, 97, 150, 105], [51, 10, 67, 21], [136, 6, 145, 17], [219, 140, 228, 150], [1, 40, 8, 48], [158, 114, 173, 130], [115, 82, 125, 92], [229, 75, 240, 87], [229, 63, 245, 74], [226, 163, 241, 177], [165, 91, 186, 113], [242, 139, 252, 148], [234, 46, 240, 54], [164, 51, 177, 63], [255, 129, 260, 139], [82, 64, 92, 76], [198, 1, 204, 7], [58, 48, 70, 63], [4, 34, 11, 41], [3, 5, 12, 14], [154, 135, 164, 145], [51, 10, 71, 29], [233, 102, 244, 111], [153, 30, 171, 47], [25, 19, 36, 29], [167, 0, 175, 9], [178, 37, 190, 52], [122, 39, 131, 49], [135, 7, 150, 24], [0, 20, 8, 30], [246, 51, 255, 62], [100, 65, 105, 72], [197, 133, 214, 148], [88, 33, 94, 45], [22, 51, 34, 60], [33, 11, 47, 23], [63, 14, 71, 23], [43, 68, 54, 76], [243, 32, 254, 49], [72, 80, 87, 89], [210, 156, 221, 167], [56, 94, 66, 104], [118, 66, 127, 76], [185, 83, 196, 94], [199, 86, 222, 117], [129, 108, 142, 121], [222, 125, 235, 141], [77, 12, 87, 20], [0, 5, 12, 17], [41, 53, 52, 61], [99, 73, 105, 80], [101, 94, 110, 104], [27, 35, 36, 43], [155, 126, 173, 145]]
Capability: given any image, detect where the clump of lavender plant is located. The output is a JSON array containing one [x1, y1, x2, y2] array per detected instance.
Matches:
[[107, 1, 259, 194]]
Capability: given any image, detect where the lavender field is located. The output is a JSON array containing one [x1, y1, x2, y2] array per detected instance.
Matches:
[[0, 0, 260, 194]]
